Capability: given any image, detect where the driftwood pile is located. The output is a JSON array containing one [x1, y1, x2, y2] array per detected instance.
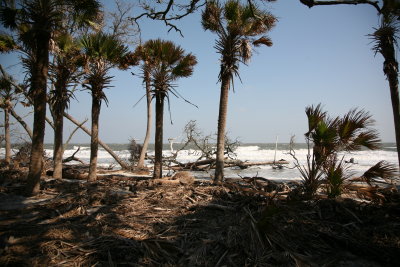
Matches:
[[0, 165, 399, 266]]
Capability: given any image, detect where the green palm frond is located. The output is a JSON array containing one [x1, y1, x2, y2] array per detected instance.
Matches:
[[202, 0, 276, 90], [0, 33, 18, 52], [81, 32, 128, 64], [350, 131, 381, 150], [224, 0, 241, 25], [325, 160, 352, 198], [64, 0, 102, 29], [338, 109, 381, 151], [172, 54, 197, 78], [305, 104, 327, 136]]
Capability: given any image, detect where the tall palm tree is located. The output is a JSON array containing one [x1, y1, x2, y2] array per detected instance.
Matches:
[[49, 33, 82, 179], [81, 32, 129, 181], [202, 0, 276, 182], [132, 43, 157, 169], [0, 0, 101, 195], [144, 39, 197, 179], [370, 14, 400, 172]]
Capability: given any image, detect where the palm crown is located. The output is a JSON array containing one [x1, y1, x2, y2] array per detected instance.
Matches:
[[80, 32, 129, 102], [142, 39, 197, 98], [202, 0, 276, 85]]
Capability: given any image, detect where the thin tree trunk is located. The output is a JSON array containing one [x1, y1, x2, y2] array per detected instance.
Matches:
[[88, 96, 101, 181], [53, 111, 63, 179], [381, 43, 400, 171], [4, 106, 10, 164], [153, 94, 164, 179], [63, 112, 128, 169], [137, 69, 152, 168], [9, 107, 32, 139], [26, 35, 50, 196], [215, 77, 231, 183]]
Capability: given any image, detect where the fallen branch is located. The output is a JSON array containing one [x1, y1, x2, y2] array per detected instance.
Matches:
[[63, 147, 85, 164], [63, 112, 129, 169]]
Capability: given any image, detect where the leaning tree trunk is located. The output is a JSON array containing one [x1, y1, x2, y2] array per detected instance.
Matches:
[[153, 93, 164, 179], [380, 39, 400, 172], [214, 77, 231, 183], [4, 104, 10, 164], [52, 110, 64, 179], [88, 95, 101, 181], [10, 107, 33, 139], [137, 68, 152, 168], [26, 34, 50, 196], [63, 112, 128, 169]]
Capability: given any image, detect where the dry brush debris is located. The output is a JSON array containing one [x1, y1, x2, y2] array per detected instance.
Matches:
[[0, 165, 399, 266]]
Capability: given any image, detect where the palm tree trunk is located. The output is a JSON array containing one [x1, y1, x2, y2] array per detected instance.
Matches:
[[215, 77, 231, 183], [381, 45, 400, 171], [137, 69, 152, 168], [4, 106, 10, 164], [26, 37, 50, 196], [88, 96, 101, 181], [153, 94, 164, 179], [53, 111, 63, 179]]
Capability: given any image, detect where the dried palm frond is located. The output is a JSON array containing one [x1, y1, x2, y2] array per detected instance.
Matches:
[[362, 161, 398, 185], [253, 36, 273, 47]]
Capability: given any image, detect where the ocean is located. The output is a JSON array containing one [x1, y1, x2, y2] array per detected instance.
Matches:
[[2, 143, 398, 181]]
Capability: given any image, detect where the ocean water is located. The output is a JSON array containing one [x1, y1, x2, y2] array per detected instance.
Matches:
[[1, 143, 398, 181]]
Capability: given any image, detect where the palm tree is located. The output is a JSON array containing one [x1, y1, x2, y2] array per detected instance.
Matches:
[[0, 74, 18, 164], [132, 43, 157, 169], [144, 39, 197, 179], [370, 14, 400, 172], [81, 32, 129, 181], [0, 0, 101, 195], [49, 33, 82, 179], [202, 0, 276, 182]]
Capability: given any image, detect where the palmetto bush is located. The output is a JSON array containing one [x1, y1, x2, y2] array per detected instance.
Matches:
[[290, 104, 397, 199]]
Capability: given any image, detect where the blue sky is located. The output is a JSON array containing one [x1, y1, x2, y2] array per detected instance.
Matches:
[[1, 0, 396, 144]]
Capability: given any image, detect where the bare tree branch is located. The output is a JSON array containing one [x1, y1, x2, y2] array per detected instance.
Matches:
[[9, 106, 33, 139], [299, 0, 381, 13], [130, 0, 205, 36]]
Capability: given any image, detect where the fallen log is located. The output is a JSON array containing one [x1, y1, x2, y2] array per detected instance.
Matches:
[[170, 159, 289, 171], [64, 112, 129, 169]]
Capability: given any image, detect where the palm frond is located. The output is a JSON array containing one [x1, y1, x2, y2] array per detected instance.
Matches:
[[351, 130, 381, 150], [338, 108, 381, 151], [172, 53, 197, 78], [369, 17, 399, 56], [65, 0, 102, 29], [201, 0, 222, 33], [362, 161, 398, 185], [0, 6, 19, 30], [239, 39, 252, 64], [253, 36, 273, 47], [0, 33, 18, 52], [305, 104, 326, 136]]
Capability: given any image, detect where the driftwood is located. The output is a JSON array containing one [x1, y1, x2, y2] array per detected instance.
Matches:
[[62, 147, 85, 164], [170, 159, 288, 171]]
